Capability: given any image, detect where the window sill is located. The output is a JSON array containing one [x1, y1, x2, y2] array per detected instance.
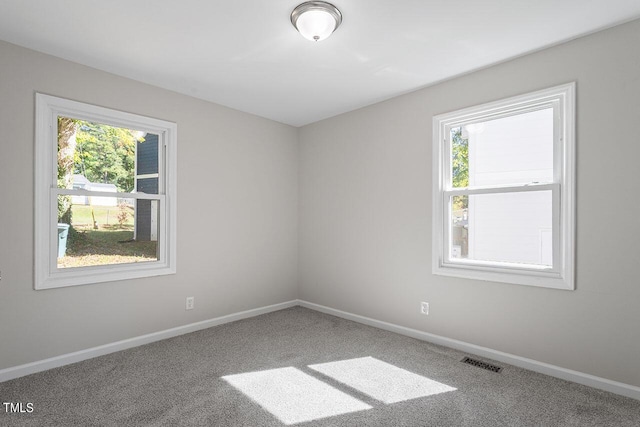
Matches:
[[432, 262, 573, 290], [35, 262, 176, 290]]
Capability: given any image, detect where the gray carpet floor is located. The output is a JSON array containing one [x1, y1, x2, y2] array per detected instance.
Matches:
[[1, 306, 639, 426]]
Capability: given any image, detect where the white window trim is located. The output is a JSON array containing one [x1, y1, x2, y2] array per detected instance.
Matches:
[[432, 83, 575, 290], [34, 93, 177, 290]]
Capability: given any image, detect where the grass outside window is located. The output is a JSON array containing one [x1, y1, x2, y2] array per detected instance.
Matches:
[[58, 204, 157, 268]]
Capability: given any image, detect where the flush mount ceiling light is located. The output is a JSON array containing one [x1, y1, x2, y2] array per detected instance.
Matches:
[[291, 1, 342, 42]]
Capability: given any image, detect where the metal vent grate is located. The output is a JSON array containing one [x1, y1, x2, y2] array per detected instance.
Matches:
[[461, 356, 503, 373]]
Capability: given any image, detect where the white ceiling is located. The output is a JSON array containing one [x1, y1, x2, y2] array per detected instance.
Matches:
[[1, 1, 639, 127]]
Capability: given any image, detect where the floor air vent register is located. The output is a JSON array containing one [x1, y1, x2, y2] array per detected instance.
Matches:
[[461, 356, 503, 373]]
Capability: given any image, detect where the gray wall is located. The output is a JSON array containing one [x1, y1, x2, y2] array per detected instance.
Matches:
[[0, 41, 299, 370], [299, 19, 640, 387]]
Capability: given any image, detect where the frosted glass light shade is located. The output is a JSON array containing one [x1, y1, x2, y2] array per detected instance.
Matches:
[[291, 2, 342, 42], [296, 10, 336, 41]]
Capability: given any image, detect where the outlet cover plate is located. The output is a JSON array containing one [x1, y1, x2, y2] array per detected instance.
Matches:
[[420, 302, 429, 315]]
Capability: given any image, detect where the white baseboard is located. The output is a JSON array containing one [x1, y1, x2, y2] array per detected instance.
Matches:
[[0, 300, 298, 383], [298, 299, 640, 401], [3, 298, 638, 401]]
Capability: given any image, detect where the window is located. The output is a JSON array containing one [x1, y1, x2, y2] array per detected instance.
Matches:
[[432, 83, 575, 289], [35, 94, 177, 289]]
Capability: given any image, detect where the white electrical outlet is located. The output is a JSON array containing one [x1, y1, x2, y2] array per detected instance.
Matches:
[[186, 297, 195, 310], [420, 302, 429, 315]]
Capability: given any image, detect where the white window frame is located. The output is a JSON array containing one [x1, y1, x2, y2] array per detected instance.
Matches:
[[432, 83, 575, 290], [35, 94, 177, 290]]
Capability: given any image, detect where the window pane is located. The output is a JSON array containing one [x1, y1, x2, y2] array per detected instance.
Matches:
[[451, 190, 552, 266], [57, 117, 158, 194], [451, 108, 554, 188], [450, 126, 470, 188], [55, 118, 160, 267], [451, 196, 469, 258], [57, 196, 158, 268]]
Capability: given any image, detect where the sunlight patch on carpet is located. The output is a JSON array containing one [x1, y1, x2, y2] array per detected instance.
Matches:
[[222, 367, 372, 425], [308, 356, 457, 403]]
